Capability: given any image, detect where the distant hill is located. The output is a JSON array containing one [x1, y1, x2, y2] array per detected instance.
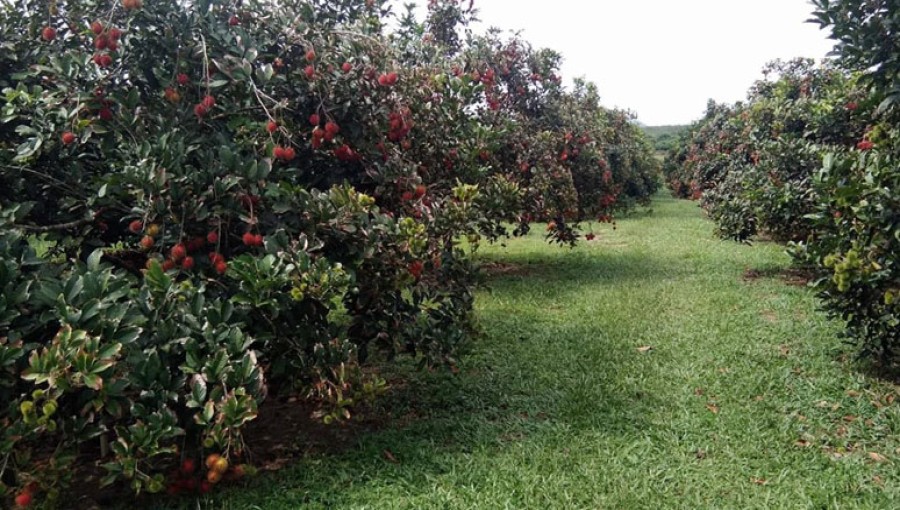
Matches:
[[642, 125, 689, 153]]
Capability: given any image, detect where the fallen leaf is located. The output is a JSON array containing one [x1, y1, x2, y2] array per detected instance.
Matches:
[[718, 367, 730, 374], [873, 475, 884, 487], [846, 390, 860, 398], [637, 346, 653, 353], [706, 403, 720, 414], [751, 477, 769, 486], [835, 426, 848, 437], [382, 449, 399, 463], [794, 439, 810, 448], [694, 387, 705, 396], [843, 415, 857, 423], [868, 452, 888, 463], [886, 394, 896, 405], [779, 344, 790, 356], [754, 395, 765, 402], [695, 449, 707, 459]]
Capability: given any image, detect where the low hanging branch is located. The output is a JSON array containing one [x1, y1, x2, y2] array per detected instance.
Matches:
[[13, 217, 94, 232]]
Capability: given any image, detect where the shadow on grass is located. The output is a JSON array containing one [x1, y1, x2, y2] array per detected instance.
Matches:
[[476, 246, 698, 290]]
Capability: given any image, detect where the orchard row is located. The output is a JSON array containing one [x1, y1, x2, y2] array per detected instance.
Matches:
[[664, 0, 900, 365], [0, 0, 658, 506]]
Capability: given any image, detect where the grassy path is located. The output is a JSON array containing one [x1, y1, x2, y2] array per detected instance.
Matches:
[[207, 195, 899, 509]]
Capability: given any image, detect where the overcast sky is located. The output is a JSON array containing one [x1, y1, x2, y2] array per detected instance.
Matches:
[[399, 0, 837, 126]]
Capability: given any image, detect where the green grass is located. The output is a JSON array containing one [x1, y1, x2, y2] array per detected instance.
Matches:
[[178, 195, 900, 509]]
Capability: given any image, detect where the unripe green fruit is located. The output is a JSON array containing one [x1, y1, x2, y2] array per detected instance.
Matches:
[[43, 401, 58, 416]]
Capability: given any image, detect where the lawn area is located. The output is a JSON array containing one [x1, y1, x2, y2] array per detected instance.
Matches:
[[187, 195, 899, 509]]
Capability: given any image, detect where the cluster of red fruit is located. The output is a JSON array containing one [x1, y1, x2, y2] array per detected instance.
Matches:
[[333, 144, 359, 162], [166, 455, 248, 497], [242, 231, 264, 247], [311, 118, 341, 149], [122, 0, 143, 9], [273, 145, 296, 161], [91, 21, 122, 51], [475, 68, 505, 111], [90, 87, 115, 121], [91, 21, 122, 68], [387, 108, 413, 142], [130, 220, 228, 274], [164, 74, 191, 103], [857, 139, 874, 150], [194, 95, 216, 119], [401, 184, 427, 202], [377, 72, 399, 87]]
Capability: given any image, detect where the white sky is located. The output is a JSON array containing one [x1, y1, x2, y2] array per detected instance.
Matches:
[[397, 0, 837, 126]]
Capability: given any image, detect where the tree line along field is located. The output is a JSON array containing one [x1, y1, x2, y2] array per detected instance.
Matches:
[[1, 0, 899, 508]]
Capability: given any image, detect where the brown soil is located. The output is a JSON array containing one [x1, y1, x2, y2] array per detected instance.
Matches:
[[742, 267, 815, 287], [481, 261, 536, 277]]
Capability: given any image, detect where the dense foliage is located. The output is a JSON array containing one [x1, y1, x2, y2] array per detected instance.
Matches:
[[663, 59, 869, 242], [0, 0, 658, 505], [642, 124, 687, 153], [665, 1, 900, 362], [803, 0, 900, 361]]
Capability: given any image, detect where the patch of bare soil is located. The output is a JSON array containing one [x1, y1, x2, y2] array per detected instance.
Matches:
[[742, 267, 815, 287], [481, 262, 536, 277]]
